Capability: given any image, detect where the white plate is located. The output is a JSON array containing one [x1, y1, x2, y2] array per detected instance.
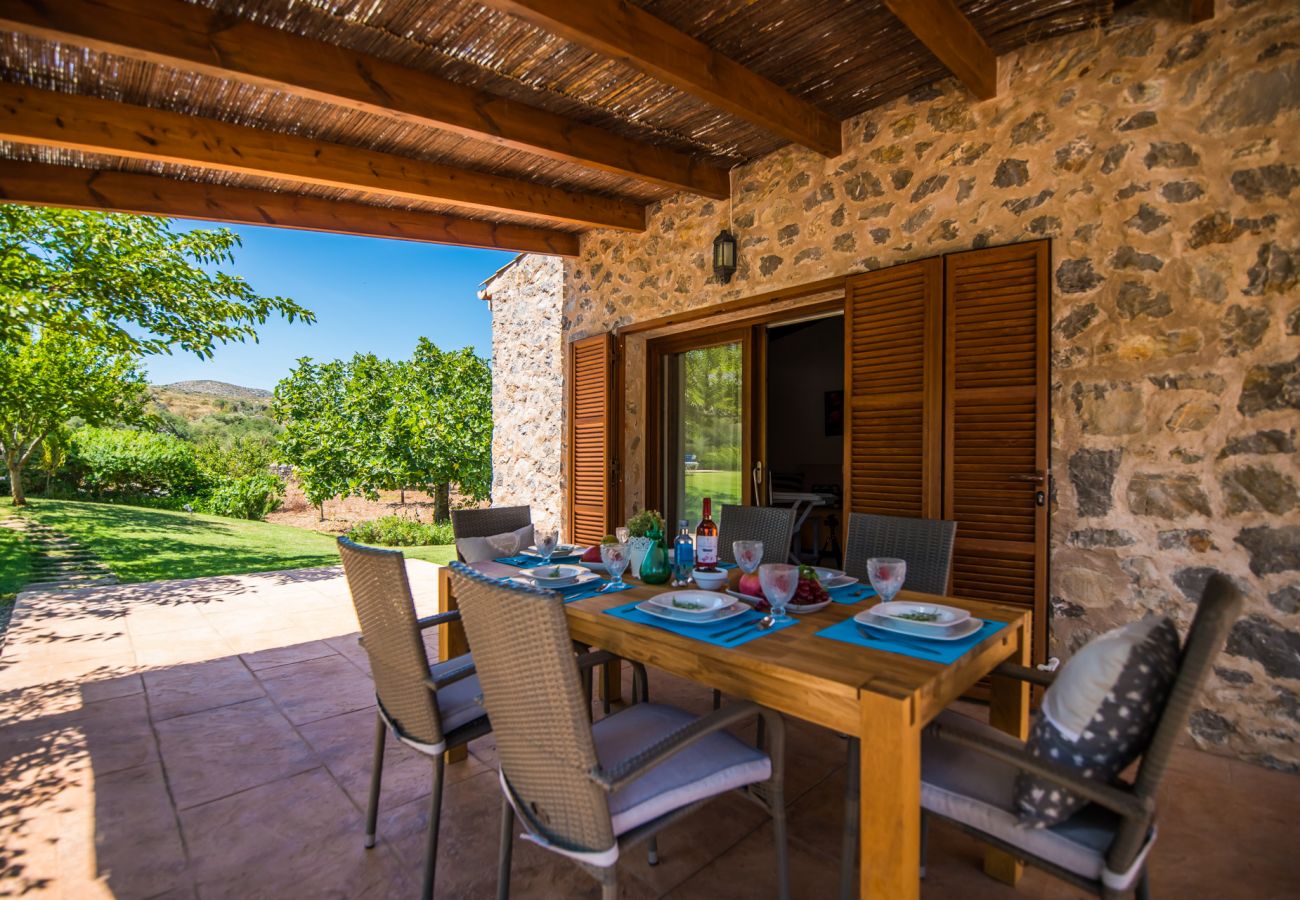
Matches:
[[636, 599, 748, 625], [725, 589, 762, 605], [578, 559, 609, 575], [525, 564, 586, 587], [647, 590, 733, 616], [854, 611, 985, 642], [725, 589, 829, 615], [866, 601, 971, 630], [811, 567, 846, 583], [510, 570, 600, 590], [823, 575, 859, 590], [521, 544, 580, 557]]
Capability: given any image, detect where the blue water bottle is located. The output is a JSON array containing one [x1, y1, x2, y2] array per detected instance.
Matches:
[[672, 520, 694, 586]]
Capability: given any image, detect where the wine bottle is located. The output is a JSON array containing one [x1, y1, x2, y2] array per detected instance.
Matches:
[[695, 497, 718, 571]]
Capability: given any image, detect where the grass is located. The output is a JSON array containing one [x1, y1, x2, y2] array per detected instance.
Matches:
[[683, 469, 743, 523], [5, 498, 456, 585], [0, 513, 34, 600]]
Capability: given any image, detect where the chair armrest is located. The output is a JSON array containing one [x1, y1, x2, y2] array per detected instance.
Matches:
[[588, 701, 765, 793], [575, 649, 621, 672], [417, 610, 461, 630], [927, 720, 1153, 820], [991, 661, 1057, 688], [424, 660, 476, 690]]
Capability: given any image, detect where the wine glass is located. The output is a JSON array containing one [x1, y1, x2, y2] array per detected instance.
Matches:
[[535, 528, 559, 565], [615, 526, 631, 544], [732, 540, 763, 576], [867, 557, 907, 604], [758, 563, 799, 619], [600, 542, 631, 588]]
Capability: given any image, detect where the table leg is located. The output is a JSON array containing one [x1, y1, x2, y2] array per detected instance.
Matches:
[[599, 657, 624, 705], [984, 619, 1032, 885], [858, 691, 921, 899], [436, 566, 470, 764]]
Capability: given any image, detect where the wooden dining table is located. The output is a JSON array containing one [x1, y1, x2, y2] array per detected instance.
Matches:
[[436, 562, 1031, 900]]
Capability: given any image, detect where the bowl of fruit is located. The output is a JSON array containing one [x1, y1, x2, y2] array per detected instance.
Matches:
[[579, 536, 614, 574], [730, 565, 832, 614]]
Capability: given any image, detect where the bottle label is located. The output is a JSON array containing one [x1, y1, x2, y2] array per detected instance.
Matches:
[[697, 536, 718, 565]]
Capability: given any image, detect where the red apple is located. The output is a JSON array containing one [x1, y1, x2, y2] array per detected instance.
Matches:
[[738, 572, 765, 599], [581, 545, 602, 562]]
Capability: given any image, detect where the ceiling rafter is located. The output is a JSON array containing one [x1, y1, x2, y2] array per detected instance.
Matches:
[[882, 0, 999, 101], [479, 0, 843, 158]]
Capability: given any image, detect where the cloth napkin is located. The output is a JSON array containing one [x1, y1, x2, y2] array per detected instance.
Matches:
[[828, 585, 876, 605], [815, 616, 1006, 664], [603, 599, 798, 647], [494, 553, 583, 568]]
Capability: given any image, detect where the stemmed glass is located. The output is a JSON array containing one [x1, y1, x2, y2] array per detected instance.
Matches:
[[732, 540, 763, 577], [615, 526, 631, 544], [535, 528, 559, 566], [600, 542, 631, 589], [758, 563, 799, 619], [867, 557, 907, 604]]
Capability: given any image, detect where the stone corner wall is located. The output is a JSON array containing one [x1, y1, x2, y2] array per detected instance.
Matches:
[[483, 253, 566, 533], [496, 0, 1300, 770]]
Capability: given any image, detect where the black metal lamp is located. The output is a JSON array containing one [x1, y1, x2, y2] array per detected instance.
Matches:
[[712, 229, 737, 284]]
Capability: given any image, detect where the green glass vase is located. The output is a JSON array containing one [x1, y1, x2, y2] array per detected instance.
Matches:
[[638, 526, 671, 585]]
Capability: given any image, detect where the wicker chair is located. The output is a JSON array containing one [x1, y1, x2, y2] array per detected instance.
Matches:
[[837, 512, 956, 898], [450, 505, 533, 561], [717, 504, 797, 566], [447, 562, 790, 900], [917, 574, 1243, 899], [337, 538, 491, 900], [842, 512, 957, 595]]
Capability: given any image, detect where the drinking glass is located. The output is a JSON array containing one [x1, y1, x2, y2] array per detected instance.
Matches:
[[732, 540, 763, 575], [535, 528, 559, 565], [615, 526, 631, 544], [600, 542, 631, 588], [867, 557, 907, 604], [758, 563, 799, 619]]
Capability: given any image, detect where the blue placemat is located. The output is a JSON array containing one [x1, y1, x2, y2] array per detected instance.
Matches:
[[815, 616, 1006, 663], [557, 580, 633, 603], [829, 585, 876, 604], [603, 599, 798, 647], [494, 553, 583, 568]]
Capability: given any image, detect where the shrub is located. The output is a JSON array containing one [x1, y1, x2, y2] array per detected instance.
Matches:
[[196, 472, 285, 520], [195, 433, 278, 480], [68, 426, 207, 499], [347, 516, 455, 547]]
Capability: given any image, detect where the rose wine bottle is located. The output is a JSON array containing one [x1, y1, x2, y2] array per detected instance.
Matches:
[[695, 497, 719, 571]]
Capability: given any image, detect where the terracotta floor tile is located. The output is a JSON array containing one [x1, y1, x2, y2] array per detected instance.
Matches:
[[180, 767, 403, 900], [324, 633, 372, 675], [256, 655, 377, 726], [239, 638, 339, 672], [132, 629, 235, 669], [667, 818, 838, 900], [143, 658, 266, 721], [154, 697, 319, 809], [90, 761, 190, 898]]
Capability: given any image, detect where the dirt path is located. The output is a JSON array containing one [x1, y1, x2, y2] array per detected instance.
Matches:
[[265, 481, 482, 534]]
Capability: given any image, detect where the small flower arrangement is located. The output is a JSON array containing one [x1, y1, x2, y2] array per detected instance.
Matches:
[[626, 508, 664, 538]]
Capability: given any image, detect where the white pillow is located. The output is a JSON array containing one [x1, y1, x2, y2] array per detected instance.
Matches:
[[455, 524, 535, 563]]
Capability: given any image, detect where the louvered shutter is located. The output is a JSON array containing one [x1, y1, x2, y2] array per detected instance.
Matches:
[[843, 258, 943, 519], [943, 241, 1049, 656], [567, 333, 615, 546]]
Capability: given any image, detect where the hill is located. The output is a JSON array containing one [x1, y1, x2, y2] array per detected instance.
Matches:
[[151, 382, 273, 421], [162, 380, 272, 399]]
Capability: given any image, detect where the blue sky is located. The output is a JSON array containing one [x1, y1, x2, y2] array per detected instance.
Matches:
[[142, 222, 516, 390]]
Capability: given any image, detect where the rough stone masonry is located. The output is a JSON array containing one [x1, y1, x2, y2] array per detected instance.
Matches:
[[484, 0, 1300, 771]]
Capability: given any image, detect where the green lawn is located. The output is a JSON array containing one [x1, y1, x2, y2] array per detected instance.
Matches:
[[683, 469, 743, 524], [5, 499, 455, 585], [0, 516, 34, 600]]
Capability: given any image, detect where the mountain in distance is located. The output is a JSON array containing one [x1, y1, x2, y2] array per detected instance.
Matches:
[[160, 380, 272, 399]]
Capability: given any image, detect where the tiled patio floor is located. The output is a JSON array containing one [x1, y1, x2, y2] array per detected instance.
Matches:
[[0, 563, 1295, 899]]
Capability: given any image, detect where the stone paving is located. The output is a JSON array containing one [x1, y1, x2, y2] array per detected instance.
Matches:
[[0, 562, 1295, 899]]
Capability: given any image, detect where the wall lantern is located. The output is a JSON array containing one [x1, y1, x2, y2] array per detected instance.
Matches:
[[712, 229, 737, 284]]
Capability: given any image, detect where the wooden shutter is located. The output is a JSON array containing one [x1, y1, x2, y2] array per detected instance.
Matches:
[[943, 241, 1049, 660], [567, 332, 615, 546], [843, 258, 943, 519]]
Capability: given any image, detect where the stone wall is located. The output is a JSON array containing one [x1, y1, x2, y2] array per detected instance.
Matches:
[[483, 253, 566, 533], [491, 0, 1300, 769]]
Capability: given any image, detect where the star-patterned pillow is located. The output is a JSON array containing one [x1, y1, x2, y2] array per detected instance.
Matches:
[[1016, 616, 1180, 827]]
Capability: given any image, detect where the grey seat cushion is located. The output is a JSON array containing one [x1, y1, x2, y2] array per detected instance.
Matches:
[[921, 711, 1122, 882], [592, 703, 771, 835], [431, 656, 487, 733]]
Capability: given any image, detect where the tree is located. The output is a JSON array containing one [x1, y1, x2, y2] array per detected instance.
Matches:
[[409, 339, 492, 520], [0, 205, 313, 356], [272, 358, 352, 520], [0, 329, 147, 504]]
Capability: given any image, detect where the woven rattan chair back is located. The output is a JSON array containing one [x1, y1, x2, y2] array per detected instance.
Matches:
[[451, 506, 532, 540], [448, 563, 616, 854], [843, 513, 956, 596], [337, 538, 442, 749], [1105, 573, 1243, 871], [718, 505, 797, 566]]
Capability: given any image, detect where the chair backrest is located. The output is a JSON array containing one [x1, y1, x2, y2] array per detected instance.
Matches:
[[337, 537, 442, 748], [450, 505, 532, 540], [1106, 573, 1244, 870], [718, 505, 797, 565], [843, 513, 956, 595], [447, 562, 615, 854]]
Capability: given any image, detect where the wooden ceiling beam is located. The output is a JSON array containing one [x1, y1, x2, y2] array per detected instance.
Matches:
[[0, 160, 581, 256], [0, 84, 644, 231], [0, 0, 729, 199], [481, 0, 843, 158], [882, 0, 998, 101]]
